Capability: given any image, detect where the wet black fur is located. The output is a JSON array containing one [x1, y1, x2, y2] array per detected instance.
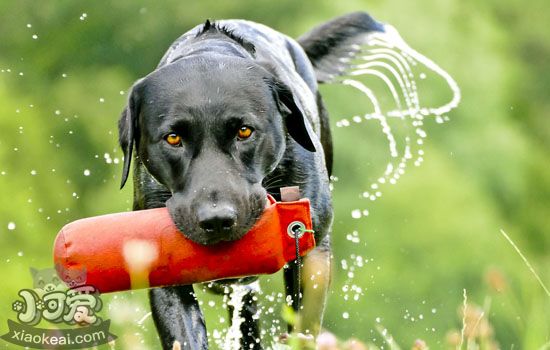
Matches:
[[118, 12, 382, 350]]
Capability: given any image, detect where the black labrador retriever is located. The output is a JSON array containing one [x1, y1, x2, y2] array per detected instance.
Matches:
[[118, 12, 383, 349]]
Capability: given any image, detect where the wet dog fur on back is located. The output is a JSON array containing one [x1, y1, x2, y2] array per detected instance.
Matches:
[[118, 12, 383, 349]]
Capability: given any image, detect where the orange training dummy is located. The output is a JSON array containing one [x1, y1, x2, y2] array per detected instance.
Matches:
[[53, 195, 315, 293]]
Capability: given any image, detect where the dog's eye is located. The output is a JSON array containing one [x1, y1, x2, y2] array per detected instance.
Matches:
[[237, 126, 253, 140], [165, 133, 182, 146]]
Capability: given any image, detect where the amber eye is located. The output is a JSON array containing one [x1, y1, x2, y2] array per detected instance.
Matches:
[[165, 133, 182, 146], [237, 126, 253, 140]]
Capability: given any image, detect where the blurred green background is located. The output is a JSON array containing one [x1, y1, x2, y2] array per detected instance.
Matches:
[[0, 0, 548, 349]]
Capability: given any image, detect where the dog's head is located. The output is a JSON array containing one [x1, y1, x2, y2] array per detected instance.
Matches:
[[118, 56, 315, 245]]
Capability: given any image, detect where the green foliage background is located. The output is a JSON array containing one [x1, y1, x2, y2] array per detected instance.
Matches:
[[0, 0, 548, 348]]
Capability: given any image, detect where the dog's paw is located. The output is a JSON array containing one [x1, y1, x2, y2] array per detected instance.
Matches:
[[172, 340, 181, 350]]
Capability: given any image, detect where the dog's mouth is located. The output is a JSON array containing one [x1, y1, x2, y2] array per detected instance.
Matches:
[[166, 191, 266, 246]]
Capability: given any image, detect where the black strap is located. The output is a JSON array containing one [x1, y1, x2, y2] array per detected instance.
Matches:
[[293, 232, 301, 312], [279, 187, 308, 316]]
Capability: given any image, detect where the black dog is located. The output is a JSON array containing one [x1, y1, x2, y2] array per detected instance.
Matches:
[[118, 12, 383, 349]]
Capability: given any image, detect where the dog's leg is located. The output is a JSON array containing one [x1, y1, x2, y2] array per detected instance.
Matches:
[[149, 285, 208, 350], [300, 243, 331, 335], [284, 236, 331, 337]]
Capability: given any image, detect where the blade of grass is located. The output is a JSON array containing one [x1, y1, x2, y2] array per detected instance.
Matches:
[[499, 229, 550, 297], [458, 288, 467, 350], [375, 325, 401, 350]]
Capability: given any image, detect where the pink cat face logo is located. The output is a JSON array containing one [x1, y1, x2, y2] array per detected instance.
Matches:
[[55, 264, 87, 288]]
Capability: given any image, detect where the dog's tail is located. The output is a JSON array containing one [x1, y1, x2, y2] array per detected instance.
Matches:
[[297, 12, 385, 84], [297, 12, 462, 208]]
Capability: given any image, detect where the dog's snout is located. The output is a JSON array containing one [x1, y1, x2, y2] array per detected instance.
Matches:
[[198, 204, 237, 233]]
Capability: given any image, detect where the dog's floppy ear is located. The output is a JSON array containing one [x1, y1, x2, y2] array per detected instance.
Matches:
[[269, 79, 316, 152], [118, 81, 142, 189]]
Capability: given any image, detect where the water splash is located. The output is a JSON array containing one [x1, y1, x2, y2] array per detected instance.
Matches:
[[205, 281, 269, 349], [333, 24, 461, 215], [224, 284, 250, 350]]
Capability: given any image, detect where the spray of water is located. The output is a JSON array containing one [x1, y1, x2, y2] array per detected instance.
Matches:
[[185, 24, 461, 350], [333, 24, 461, 217], [225, 285, 249, 349]]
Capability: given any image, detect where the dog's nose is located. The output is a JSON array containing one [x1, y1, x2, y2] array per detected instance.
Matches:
[[197, 204, 237, 233]]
